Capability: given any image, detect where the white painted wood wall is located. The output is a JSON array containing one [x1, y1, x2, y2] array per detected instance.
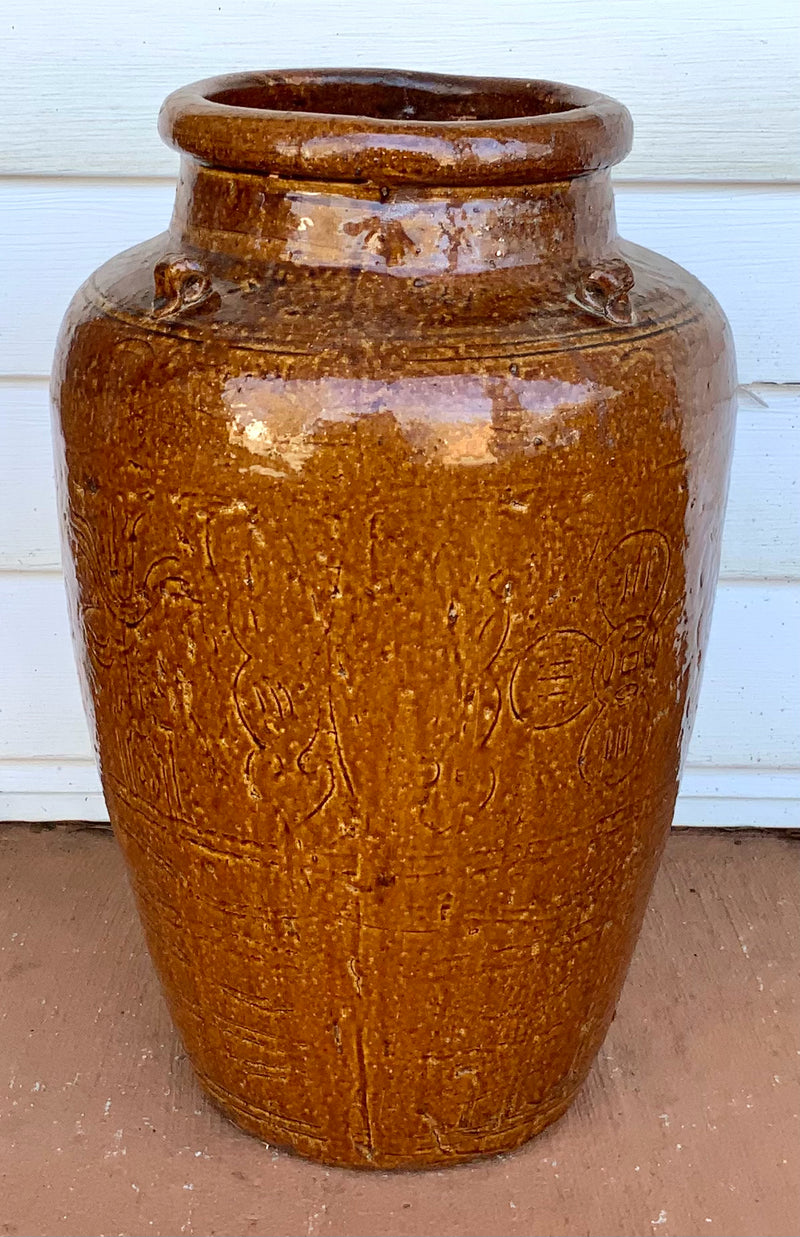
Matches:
[[1, 0, 798, 824]]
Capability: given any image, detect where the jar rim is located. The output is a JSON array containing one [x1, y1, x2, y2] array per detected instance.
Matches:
[[159, 68, 633, 186]]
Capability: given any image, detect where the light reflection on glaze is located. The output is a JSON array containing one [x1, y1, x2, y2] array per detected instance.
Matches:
[[224, 374, 615, 474], [675, 327, 738, 771], [177, 163, 618, 278], [283, 195, 548, 276]]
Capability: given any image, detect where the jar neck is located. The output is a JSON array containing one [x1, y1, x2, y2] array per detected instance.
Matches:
[[171, 160, 619, 280]]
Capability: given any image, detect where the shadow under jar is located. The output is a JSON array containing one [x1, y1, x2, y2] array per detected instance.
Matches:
[[52, 69, 736, 1169]]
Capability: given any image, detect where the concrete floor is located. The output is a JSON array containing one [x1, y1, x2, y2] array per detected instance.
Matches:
[[0, 825, 797, 1237]]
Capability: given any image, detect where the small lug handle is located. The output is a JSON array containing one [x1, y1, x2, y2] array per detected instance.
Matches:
[[153, 256, 213, 318], [575, 258, 635, 326]]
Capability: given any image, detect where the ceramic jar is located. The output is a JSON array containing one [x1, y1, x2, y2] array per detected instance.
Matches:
[[52, 70, 736, 1169]]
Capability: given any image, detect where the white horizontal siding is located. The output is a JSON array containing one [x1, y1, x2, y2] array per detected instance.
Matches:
[[4, 765, 800, 828], [2, 180, 798, 384], [683, 583, 800, 768], [2, 1, 798, 822], [613, 187, 800, 387], [0, 762, 106, 824], [674, 770, 800, 830], [3, 382, 797, 579], [0, 383, 62, 572], [722, 387, 800, 580], [1, 0, 798, 179]]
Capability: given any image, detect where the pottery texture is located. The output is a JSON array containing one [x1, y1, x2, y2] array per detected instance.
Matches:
[[52, 70, 736, 1169]]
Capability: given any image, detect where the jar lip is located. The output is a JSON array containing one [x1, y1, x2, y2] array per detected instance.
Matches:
[[159, 68, 633, 186]]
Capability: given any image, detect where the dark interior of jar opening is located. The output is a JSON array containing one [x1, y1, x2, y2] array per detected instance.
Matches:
[[208, 80, 577, 122]]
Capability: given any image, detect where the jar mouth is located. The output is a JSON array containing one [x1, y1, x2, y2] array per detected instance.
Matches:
[[159, 68, 632, 186]]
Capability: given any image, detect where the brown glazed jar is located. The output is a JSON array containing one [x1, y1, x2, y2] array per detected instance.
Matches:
[[52, 70, 736, 1169]]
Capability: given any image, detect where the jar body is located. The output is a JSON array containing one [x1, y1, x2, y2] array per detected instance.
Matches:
[[53, 148, 735, 1168]]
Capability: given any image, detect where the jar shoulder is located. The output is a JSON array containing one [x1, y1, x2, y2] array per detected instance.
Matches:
[[53, 229, 736, 507], [54, 228, 732, 382], [619, 238, 731, 340]]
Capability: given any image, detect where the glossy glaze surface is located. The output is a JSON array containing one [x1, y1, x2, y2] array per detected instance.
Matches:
[[52, 70, 736, 1169]]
